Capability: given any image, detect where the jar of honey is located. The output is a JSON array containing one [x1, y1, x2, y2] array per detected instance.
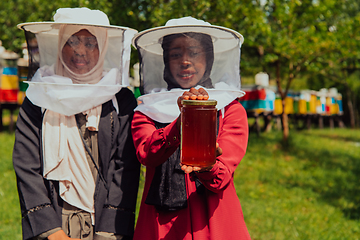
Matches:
[[180, 99, 217, 167]]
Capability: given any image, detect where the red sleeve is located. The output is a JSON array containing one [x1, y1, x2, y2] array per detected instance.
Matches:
[[131, 111, 181, 167], [196, 100, 248, 193]]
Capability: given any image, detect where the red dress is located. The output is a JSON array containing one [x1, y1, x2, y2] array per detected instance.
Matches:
[[131, 100, 251, 240]]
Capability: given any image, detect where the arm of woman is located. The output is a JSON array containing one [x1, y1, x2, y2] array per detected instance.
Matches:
[[195, 100, 249, 193], [13, 98, 62, 239], [131, 111, 181, 167]]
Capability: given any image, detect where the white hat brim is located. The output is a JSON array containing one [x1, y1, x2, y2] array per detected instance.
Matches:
[[132, 25, 244, 54], [17, 22, 137, 37]]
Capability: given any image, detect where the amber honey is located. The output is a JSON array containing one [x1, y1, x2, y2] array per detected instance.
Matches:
[[180, 99, 217, 167]]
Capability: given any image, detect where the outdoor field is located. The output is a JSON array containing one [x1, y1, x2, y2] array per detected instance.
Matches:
[[0, 1, 359, 239], [1, 113, 359, 239]]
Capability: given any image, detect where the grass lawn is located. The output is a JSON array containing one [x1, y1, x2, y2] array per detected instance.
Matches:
[[0, 131, 21, 239], [237, 128, 360, 239], [1, 125, 359, 239]]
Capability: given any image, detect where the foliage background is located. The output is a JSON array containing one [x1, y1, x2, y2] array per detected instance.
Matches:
[[1, 0, 359, 129], [1, 1, 360, 239]]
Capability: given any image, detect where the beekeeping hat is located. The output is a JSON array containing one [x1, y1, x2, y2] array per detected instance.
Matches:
[[17, 7, 137, 85], [16, 8, 137, 116], [133, 17, 243, 54], [132, 16, 245, 123]]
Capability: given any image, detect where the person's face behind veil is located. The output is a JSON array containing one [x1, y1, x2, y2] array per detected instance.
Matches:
[[62, 29, 100, 74], [163, 33, 214, 90]]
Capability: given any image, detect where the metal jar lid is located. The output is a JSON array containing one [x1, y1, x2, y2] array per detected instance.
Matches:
[[182, 99, 217, 106]]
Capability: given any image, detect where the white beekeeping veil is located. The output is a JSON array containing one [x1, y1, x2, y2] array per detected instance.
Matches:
[[17, 7, 137, 115], [132, 16, 245, 123]]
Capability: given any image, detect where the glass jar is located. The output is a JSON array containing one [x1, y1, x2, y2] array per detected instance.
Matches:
[[180, 99, 217, 167]]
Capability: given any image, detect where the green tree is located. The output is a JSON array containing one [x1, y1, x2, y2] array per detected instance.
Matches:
[[309, 0, 360, 128], [2, 0, 359, 132], [0, 0, 109, 54], [245, 0, 346, 140]]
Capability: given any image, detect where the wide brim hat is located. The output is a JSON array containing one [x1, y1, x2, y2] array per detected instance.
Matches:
[[17, 7, 137, 85], [131, 17, 245, 123], [17, 7, 136, 36], [132, 16, 244, 54]]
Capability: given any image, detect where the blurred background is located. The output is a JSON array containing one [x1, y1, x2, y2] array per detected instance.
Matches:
[[0, 0, 359, 239]]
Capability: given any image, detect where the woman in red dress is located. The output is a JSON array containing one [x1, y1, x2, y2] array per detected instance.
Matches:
[[131, 17, 251, 240]]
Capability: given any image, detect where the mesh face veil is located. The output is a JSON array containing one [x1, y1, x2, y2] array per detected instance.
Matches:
[[17, 8, 138, 116], [132, 17, 244, 95], [131, 17, 245, 123], [18, 7, 137, 86]]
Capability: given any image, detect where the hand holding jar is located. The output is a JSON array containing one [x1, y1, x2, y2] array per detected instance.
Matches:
[[177, 87, 223, 174]]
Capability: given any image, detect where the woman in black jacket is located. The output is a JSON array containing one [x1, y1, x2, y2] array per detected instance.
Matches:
[[13, 7, 140, 240]]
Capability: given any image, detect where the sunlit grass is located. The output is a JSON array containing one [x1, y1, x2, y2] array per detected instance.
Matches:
[[1, 127, 360, 239], [236, 128, 360, 240], [0, 132, 21, 240]]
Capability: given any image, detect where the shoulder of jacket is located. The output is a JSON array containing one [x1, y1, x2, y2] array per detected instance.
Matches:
[[115, 88, 137, 116], [21, 97, 43, 118]]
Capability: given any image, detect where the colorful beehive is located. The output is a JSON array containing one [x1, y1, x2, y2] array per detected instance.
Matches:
[[265, 87, 343, 117], [323, 88, 337, 115], [315, 95, 322, 114], [288, 91, 300, 114], [255, 72, 269, 87], [317, 89, 327, 115], [239, 85, 267, 110], [309, 90, 317, 114], [298, 91, 308, 115], [239, 84, 275, 113], [284, 95, 294, 115], [274, 93, 282, 115], [297, 90, 317, 115], [131, 62, 141, 99], [293, 96, 299, 114], [17, 56, 29, 105], [265, 89, 275, 111], [274, 93, 294, 115], [336, 93, 343, 115], [0, 51, 19, 104]]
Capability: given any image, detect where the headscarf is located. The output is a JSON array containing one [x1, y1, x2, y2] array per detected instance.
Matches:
[[56, 24, 109, 84], [42, 24, 108, 222], [161, 32, 214, 90]]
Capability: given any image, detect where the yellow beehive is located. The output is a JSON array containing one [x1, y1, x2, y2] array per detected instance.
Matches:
[[330, 99, 338, 115], [274, 98, 283, 115], [1, 74, 19, 90], [284, 97, 294, 114], [309, 93, 317, 114], [298, 99, 307, 114]]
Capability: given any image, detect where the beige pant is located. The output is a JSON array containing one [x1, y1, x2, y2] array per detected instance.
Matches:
[[62, 202, 93, 240], [33, 203, 122, 240], [62, 202, 123, 240]]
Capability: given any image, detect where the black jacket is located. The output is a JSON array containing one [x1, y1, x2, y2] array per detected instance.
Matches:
[[13, 88, 140, 240]]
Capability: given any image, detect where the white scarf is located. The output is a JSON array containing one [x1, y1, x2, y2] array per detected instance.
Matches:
[[135, 82, 245, 123], [26, 65, 122, 116], [42, 109, 100, 222]]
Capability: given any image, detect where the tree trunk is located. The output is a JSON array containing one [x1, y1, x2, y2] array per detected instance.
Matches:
[[352, 90, 359, 128], [264, 113, 273, 132], [281, 99, 289, 141], [345, 83, 355, 128], [318, 115, 324, 129], [275, 60, 290, 142]]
